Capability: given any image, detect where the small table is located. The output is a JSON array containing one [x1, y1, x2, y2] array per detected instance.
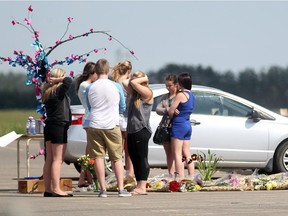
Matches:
[[17, 134, 44, 179]]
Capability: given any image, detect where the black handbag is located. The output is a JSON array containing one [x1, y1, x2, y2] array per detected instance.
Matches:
[[153, 114, 171, 145]]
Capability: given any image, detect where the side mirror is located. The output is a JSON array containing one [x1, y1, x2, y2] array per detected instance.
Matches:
[[249, 109, 261, 122]]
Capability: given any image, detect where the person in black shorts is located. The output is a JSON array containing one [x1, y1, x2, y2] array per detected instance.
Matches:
[[42, 68, 72, 197]]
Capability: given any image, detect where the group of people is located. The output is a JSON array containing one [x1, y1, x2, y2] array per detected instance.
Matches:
[[41, 58, 194, 198]]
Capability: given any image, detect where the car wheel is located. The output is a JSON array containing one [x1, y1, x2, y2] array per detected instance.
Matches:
[[273, 141, 288, 172]]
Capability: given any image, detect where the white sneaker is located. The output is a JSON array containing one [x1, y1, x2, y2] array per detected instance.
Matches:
[[118, 189, 131, 197], [98, 190, 107, 198]]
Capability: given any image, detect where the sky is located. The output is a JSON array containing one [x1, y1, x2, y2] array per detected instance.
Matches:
[[1, 0, 288, 76]]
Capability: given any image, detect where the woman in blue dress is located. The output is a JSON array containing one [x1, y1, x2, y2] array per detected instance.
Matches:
[[168, 73, 195, 180]]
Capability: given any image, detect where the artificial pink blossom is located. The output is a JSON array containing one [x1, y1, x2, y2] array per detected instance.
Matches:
[[89, 28, 93, 33], [93, 49, 98, 53], [67, 17, 73, 23], [55, 39, 61, 44], [230, 177, 240, 187], [28, 5, 33, 12], [35, 88, 41, 96], [108, 36, 112, 41], [130, 50, 135, 55], [11, 20, 17, 25], [29, 155, 36, 160], [35, 31, 40, 37], [39, 149, 45, 155], [69, 71, 74, 78], [13, 50, 18, 55], [32, 77, 37, 83], [24, 18, 32, 25], [68, 34, 73, 39], [52, 60, 58, 64]]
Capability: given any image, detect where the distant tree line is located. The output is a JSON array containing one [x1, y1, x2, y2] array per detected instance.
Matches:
[[1, 64, 288, 110]]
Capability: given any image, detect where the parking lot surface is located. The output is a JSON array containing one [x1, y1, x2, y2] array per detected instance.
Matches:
[[0, 140, 287, 216]]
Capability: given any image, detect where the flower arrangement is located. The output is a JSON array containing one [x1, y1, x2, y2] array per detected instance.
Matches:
[[192, 149, 222, 181], [0, 5, 136, 118], [146, 174, 201, 193], [77, 154, 99, 190], [29, 148, 45, 160]]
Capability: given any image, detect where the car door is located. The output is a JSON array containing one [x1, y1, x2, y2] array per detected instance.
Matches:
[[190, 91, 269, 165]]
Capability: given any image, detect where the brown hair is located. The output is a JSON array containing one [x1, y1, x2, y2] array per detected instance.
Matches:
[[95, 58, 110, 75], [165, 74, 178, 84], [111, 61, 132, 82], [178, 72, 192, 90], [130, 70, 148, 109], [75, 62, 96, 93]]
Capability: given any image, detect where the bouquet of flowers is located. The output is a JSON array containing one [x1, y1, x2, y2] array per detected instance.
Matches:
[[77, 154, 99, 191]]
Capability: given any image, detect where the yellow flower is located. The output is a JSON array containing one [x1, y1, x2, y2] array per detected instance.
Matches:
[[155, 181, 163, 188], [271, 181, 278, 188], [266, 182, 273, 190]]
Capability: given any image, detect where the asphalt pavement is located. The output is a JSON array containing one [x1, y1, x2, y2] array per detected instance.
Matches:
[[0, 139, 287, 216]]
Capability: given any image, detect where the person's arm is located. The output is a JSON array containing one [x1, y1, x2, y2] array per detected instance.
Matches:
[[122, 78, 133, 95], [86, 84, 92, 112], [113, 82, 126, 113], [55, 77, 72, 99], [130, 75, 153, 104], [168, 93, 185, 118], [156, 94, 168, 116]]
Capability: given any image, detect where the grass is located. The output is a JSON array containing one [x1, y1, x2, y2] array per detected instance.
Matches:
[[0, 109, 41, 136]]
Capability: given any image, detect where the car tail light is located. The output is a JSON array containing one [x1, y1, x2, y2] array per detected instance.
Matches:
[[71, 114, 84, 125]]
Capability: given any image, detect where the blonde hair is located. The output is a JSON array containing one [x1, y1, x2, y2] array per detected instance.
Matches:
[[111, 61, 132, 82], [42, 68, 66, 103], [130, 70, 148, 109]]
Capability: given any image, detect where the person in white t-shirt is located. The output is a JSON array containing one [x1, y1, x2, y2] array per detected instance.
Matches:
[[87, 58, 131, 198]]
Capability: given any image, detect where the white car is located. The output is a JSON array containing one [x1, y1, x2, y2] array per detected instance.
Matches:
[[65, 84, 288, 173]]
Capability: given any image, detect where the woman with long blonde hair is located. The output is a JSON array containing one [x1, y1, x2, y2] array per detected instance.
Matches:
[[42, 68, 73, 197], [111, 61, 134, 177], [123, 71, 153, 195]]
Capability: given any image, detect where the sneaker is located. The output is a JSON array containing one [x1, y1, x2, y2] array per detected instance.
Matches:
[[118, 189, 131, 197], [98, 190, 107, 198]]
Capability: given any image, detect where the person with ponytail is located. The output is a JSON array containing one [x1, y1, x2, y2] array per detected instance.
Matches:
[[123, 71, 153, 195], [75, 62, 98, 188]]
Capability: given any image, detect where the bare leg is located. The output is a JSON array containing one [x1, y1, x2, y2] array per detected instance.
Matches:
[[171, 137, 185, 180], [132, 180, 147, 194], [112, 160, 124, 191], [163, 143, 175, 176], [78, 128, 93, 186], [94, 158, 106, 190], [122, 131, 134, 177], [43, 141, 52, 192], [78, 171, 87, 187], [182, 140, 195, 177], [51, 143, 67, 195]]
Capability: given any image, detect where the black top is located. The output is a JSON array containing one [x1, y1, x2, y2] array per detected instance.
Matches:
[[44, 77, 72, 125]]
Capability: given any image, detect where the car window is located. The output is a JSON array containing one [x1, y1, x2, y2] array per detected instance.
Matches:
[[193, 92, 252, 117]]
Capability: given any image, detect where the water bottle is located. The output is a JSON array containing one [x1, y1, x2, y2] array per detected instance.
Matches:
[[27, 116, 36, 135], [26, 119, 31, 134], [30, 117, 36, 135]]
